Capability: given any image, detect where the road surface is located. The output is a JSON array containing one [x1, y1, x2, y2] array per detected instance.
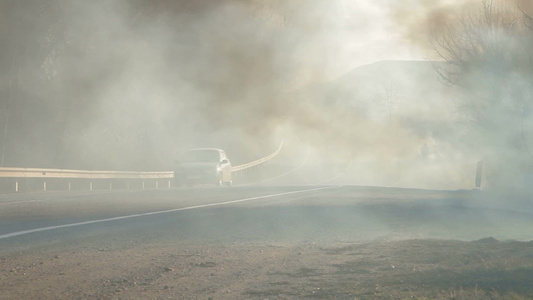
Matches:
[[2, 186, 532, 250], [1, 186, 532, 299]]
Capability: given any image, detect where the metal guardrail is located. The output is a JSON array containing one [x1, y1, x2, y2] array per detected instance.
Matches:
[[0, 142, 283, 192], [0, 167, 173, 179], [0, 141, 283, 179], [0, 167, 173, 193], [231, 141, 284, 173]]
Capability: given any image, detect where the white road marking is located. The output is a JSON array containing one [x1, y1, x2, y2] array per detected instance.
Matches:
[[0, 199, 42, 206], [0, 186, 339, 240]]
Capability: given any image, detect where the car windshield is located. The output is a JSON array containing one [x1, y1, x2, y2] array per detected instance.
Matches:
[[181, 150, 220, 163]]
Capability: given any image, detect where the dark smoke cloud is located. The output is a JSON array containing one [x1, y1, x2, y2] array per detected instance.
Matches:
[[391, 0, 533, 53], [390, 0, 479, 55], [2, 0, 366, 170]]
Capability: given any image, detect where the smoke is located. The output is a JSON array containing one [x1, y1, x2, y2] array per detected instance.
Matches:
[[5, 0, 529, 190], [1, 0, 421, 172], [390, 0, 533, 55], [387, 0, 533, 191], [1, 0, 330, 169], [389, 0, 476, 57]]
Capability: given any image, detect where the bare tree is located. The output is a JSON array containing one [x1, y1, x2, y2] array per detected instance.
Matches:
[[432, 1, 525, 87], [431, 0, 533, 186], [379, 80, 400, 124]]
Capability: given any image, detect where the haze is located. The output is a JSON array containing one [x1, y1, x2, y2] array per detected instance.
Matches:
[[1, 0, 532, 191]]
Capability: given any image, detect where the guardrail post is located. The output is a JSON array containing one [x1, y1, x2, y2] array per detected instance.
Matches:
[[0, 168, 174, 193]]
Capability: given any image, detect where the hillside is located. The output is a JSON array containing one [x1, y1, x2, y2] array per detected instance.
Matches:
[[293, 60, 456, 122]]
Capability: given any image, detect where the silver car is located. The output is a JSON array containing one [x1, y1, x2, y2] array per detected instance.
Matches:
[[174, 148, 232, 186]]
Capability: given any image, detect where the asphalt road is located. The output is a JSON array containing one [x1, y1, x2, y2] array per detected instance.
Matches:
[[1, 186, 533, 254]]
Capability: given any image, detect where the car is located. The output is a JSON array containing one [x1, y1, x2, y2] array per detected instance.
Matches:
[[174, 148, 232, 186]]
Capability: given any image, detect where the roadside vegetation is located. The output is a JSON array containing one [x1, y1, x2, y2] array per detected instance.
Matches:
[[431, 0, 533, 190]]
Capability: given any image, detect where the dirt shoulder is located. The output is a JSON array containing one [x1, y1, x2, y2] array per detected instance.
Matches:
[[1, 238, 532, 299]]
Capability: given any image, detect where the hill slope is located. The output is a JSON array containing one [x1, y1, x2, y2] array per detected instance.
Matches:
[[293, 60, 456, 122]]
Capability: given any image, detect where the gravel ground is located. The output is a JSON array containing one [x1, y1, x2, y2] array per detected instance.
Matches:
[[2, 237, 533, 299]]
